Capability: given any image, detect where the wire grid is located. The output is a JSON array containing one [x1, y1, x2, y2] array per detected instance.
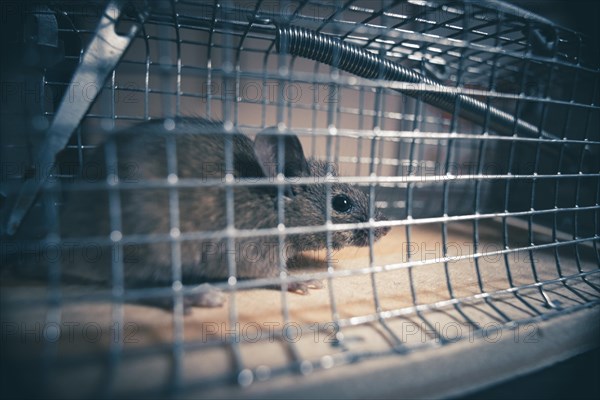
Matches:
[[1, 0, 599, 397]]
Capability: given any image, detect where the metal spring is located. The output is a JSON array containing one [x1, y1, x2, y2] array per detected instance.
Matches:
[[276, 25, 555, 141]]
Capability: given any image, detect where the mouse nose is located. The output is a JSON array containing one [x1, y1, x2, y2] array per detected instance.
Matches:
[[374, 211, 391, 238]]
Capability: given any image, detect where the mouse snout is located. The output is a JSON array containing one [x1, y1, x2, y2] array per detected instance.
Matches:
[[349, 210, 390, 247], [373, 211, 391, 239]]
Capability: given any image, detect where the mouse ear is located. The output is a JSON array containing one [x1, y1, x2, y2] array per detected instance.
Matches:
[[253, 127, 310, 178]]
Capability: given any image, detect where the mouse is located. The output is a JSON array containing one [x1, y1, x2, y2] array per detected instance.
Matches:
[[45, 117, 391, 311]]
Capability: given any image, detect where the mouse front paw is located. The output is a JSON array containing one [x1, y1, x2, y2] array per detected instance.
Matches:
[[287, 278, 324, 295], [186, 283, 226, 309]]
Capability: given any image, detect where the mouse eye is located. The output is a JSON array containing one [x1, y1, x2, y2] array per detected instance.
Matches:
[[332, 194, 353, 213]]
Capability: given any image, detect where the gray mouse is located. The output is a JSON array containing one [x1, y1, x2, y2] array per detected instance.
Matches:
[[56, 117, 390, 310]]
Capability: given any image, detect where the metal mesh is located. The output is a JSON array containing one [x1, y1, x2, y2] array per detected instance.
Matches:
[[1, 0, 599, 397]]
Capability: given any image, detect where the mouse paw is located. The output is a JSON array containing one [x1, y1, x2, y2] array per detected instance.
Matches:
[[140, 284, 226, 314], [287, 279, 324, 295], [186, 283, 226, 309]]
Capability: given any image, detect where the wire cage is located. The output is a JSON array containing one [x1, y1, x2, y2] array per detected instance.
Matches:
[[1, 0, 599, 398]]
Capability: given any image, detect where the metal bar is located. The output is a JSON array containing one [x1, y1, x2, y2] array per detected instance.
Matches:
[[3, 0, 145, 235]]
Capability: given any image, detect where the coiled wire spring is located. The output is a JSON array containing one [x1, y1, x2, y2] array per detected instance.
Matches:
[[276, 24, 557, 141]]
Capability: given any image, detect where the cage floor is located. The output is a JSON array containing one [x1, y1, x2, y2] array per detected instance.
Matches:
[[2, 221, 599, 398]]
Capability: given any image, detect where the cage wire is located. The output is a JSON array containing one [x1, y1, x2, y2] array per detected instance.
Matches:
[[1, 0, 599, 398]]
